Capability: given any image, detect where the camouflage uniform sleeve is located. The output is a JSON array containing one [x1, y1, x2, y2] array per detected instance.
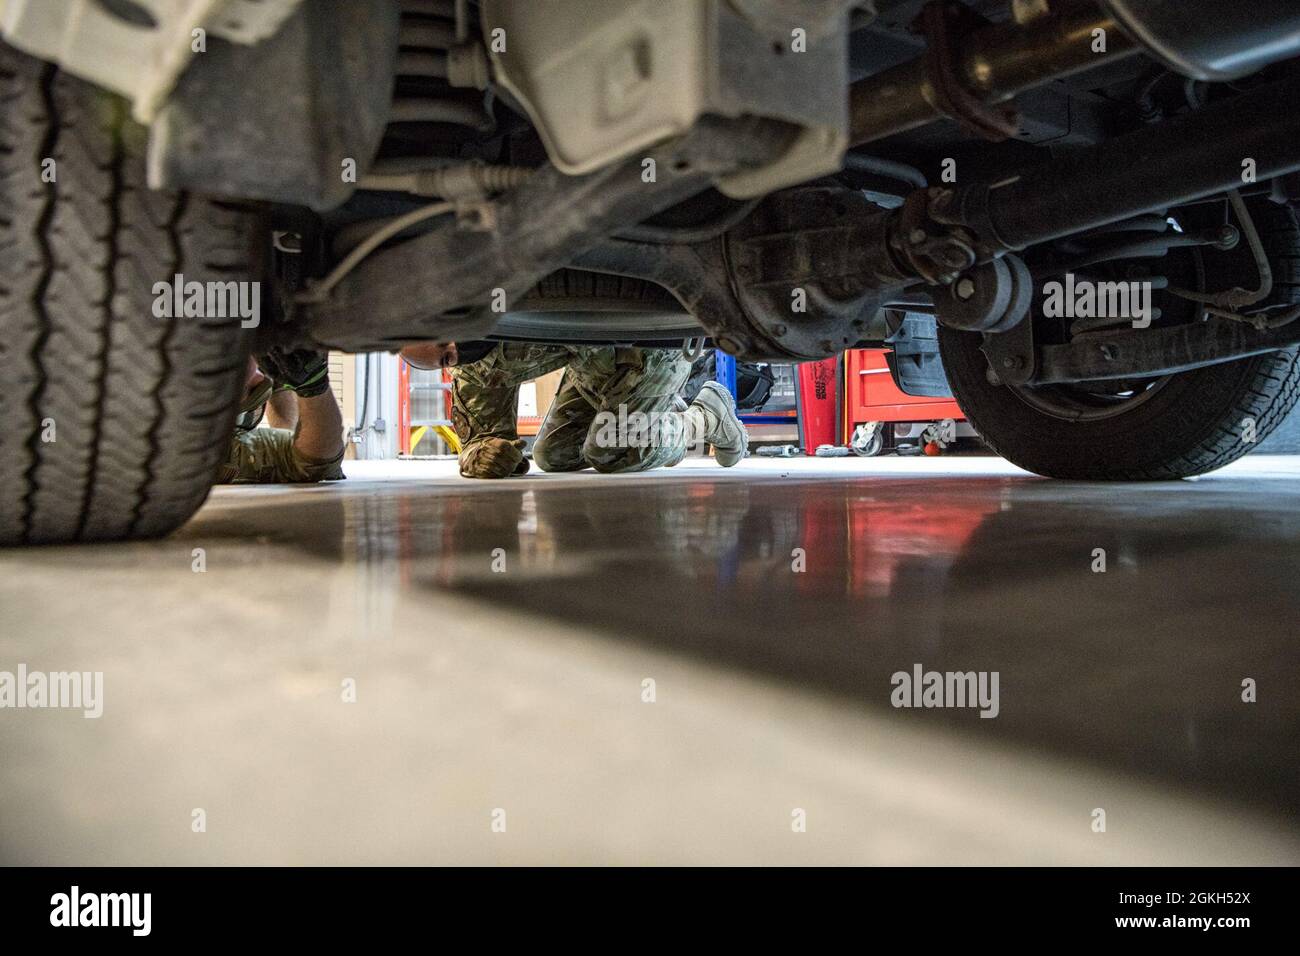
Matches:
[[220, 428, 346, 484]]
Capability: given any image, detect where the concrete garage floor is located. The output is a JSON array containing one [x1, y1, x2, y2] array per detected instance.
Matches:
[[1, 455, 1298, 865]]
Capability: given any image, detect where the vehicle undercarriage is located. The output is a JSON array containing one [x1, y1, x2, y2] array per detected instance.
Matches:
[[4, 0, 1300, 543]]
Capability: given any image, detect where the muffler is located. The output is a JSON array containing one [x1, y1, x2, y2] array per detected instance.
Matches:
[[1100, 0, 1300, 80]]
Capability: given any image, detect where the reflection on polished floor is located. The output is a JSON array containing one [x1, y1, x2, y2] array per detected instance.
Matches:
[[1, 456, 1297, 865]]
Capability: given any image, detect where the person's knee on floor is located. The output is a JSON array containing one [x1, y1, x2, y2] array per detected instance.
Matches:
[[532, 429, 586, 473]]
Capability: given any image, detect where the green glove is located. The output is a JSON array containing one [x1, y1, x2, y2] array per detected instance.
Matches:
[[460, 438, 529, 479], [259, 347, 330, 398]]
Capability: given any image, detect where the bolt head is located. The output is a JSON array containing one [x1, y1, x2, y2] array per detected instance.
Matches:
[[909, 229, 927, 245], [1216, 225, 1240, 248], [955, 278, 976, 300]]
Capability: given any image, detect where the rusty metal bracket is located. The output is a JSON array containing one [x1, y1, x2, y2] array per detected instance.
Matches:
[[915, 1, 1020, 141], [892, 188, 979, 285]]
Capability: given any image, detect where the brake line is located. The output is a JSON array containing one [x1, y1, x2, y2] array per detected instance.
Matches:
[[1163, 190, 1300, 330], [1167, 190, 1272, 311]]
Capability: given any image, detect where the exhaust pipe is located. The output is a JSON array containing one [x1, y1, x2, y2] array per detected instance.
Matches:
[[850, 0, 1300, 149], [850, 1, 1139, 146]]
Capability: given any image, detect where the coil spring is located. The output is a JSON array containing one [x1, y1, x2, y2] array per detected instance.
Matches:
[[391, 0, 494, 136]]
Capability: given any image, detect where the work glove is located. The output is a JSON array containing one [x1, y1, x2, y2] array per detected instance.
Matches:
[[258, 347, 331, 398], [460, 438, 529, 479]]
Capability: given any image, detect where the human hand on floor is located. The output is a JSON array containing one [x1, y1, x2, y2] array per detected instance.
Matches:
[[460, 438, 529, 479]]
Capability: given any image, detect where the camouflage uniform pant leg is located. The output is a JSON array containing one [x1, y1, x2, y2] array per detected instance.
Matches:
[[451, 343, 571, 475], [530, 368, 599, 472], [548, 347, 692, 474]]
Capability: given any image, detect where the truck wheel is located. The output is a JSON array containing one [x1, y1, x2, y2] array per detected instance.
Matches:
[[0, 46, 263, 544], [938, 202, 1300, 480]]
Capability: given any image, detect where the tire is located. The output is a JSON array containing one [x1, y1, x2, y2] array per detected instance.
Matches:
[[0, 46, 263, 545], [938, 202, 1300, 480]]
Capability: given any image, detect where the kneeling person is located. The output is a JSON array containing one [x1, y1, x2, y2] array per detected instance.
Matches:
[[402, 342, 747, 479]]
